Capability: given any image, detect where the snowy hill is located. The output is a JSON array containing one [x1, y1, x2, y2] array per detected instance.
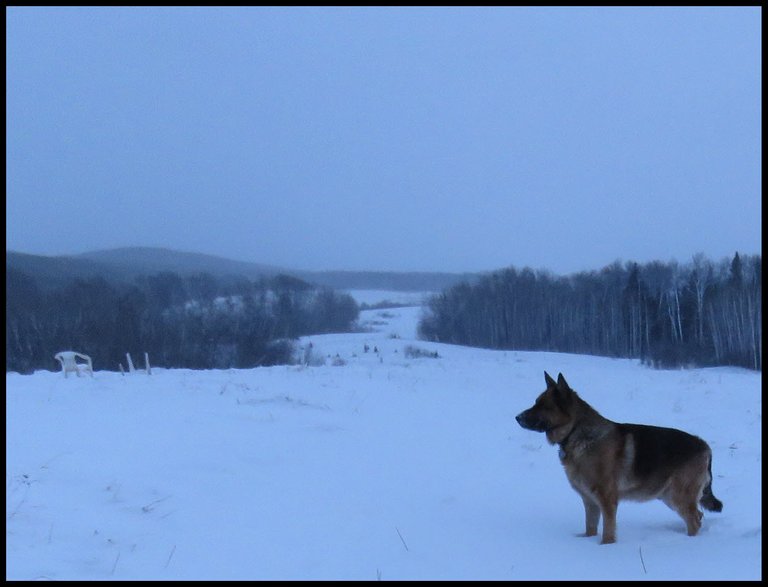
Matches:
[[5, 292, 762, 580]]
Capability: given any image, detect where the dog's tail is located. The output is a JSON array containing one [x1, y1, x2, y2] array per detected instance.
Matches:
[[700, 454, 723, 512]]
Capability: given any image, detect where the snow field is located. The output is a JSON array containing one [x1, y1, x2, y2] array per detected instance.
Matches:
[[6, 296, 762, 580]]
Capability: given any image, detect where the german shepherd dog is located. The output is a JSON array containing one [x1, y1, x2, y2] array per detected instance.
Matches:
[[516, 372, 722, 544]]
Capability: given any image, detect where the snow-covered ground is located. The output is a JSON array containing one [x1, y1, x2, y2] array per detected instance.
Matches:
[[6, 292, 762, 580]]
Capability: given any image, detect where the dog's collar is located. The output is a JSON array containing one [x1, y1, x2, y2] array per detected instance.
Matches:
[[557, 427, 576, 461]]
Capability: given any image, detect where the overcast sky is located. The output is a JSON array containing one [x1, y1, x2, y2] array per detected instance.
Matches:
[[6, 7, 761, 274]]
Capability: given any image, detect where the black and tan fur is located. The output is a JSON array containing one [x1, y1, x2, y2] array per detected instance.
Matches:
[[516, 371, 722, 544]]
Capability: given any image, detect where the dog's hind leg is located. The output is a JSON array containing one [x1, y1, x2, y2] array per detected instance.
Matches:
[[663, 455, 709, 536], [684, 505, 704, 536], [663, 496, 703, 536]]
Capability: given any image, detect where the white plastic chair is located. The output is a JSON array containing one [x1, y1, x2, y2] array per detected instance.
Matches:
[[54, 351, 93, 378]]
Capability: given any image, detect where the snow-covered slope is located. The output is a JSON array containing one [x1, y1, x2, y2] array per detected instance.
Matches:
[[6, 293, 761, 580]]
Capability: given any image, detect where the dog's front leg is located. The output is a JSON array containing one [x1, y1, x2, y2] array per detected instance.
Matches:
[[581, 495, 600, 537], [596, 490, 618, 544]]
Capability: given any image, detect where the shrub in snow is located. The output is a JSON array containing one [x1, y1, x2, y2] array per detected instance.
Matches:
[[403, 345, 439, 359]]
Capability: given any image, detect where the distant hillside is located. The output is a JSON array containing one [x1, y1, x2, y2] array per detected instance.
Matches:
[[6, 251, 123, 289], [78, 247, 284, 281], [7, 247, 477, 292], [6, 249, 283, 290]]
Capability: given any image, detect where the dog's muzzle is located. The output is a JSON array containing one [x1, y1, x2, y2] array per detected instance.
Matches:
[[516, 410, 549, 433]]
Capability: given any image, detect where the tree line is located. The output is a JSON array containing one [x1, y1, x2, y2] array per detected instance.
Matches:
[[6, 270, 359, 374], [419, 253, 761, 371]]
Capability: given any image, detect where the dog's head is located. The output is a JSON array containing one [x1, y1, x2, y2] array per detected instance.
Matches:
[[516, 371, 576, 442]]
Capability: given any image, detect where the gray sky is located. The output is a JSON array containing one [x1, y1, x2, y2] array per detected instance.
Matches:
[[6, 7, 761, 275]]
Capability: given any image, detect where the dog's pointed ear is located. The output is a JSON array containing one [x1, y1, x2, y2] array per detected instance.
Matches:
[[557, 373, 571, 391], [544, 371, 557, 389]]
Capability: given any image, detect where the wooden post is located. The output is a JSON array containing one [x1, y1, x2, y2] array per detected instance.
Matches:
[[144, 352, 151, 375], [126, 353, 135, 373], [119, 363, 125, 376]]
